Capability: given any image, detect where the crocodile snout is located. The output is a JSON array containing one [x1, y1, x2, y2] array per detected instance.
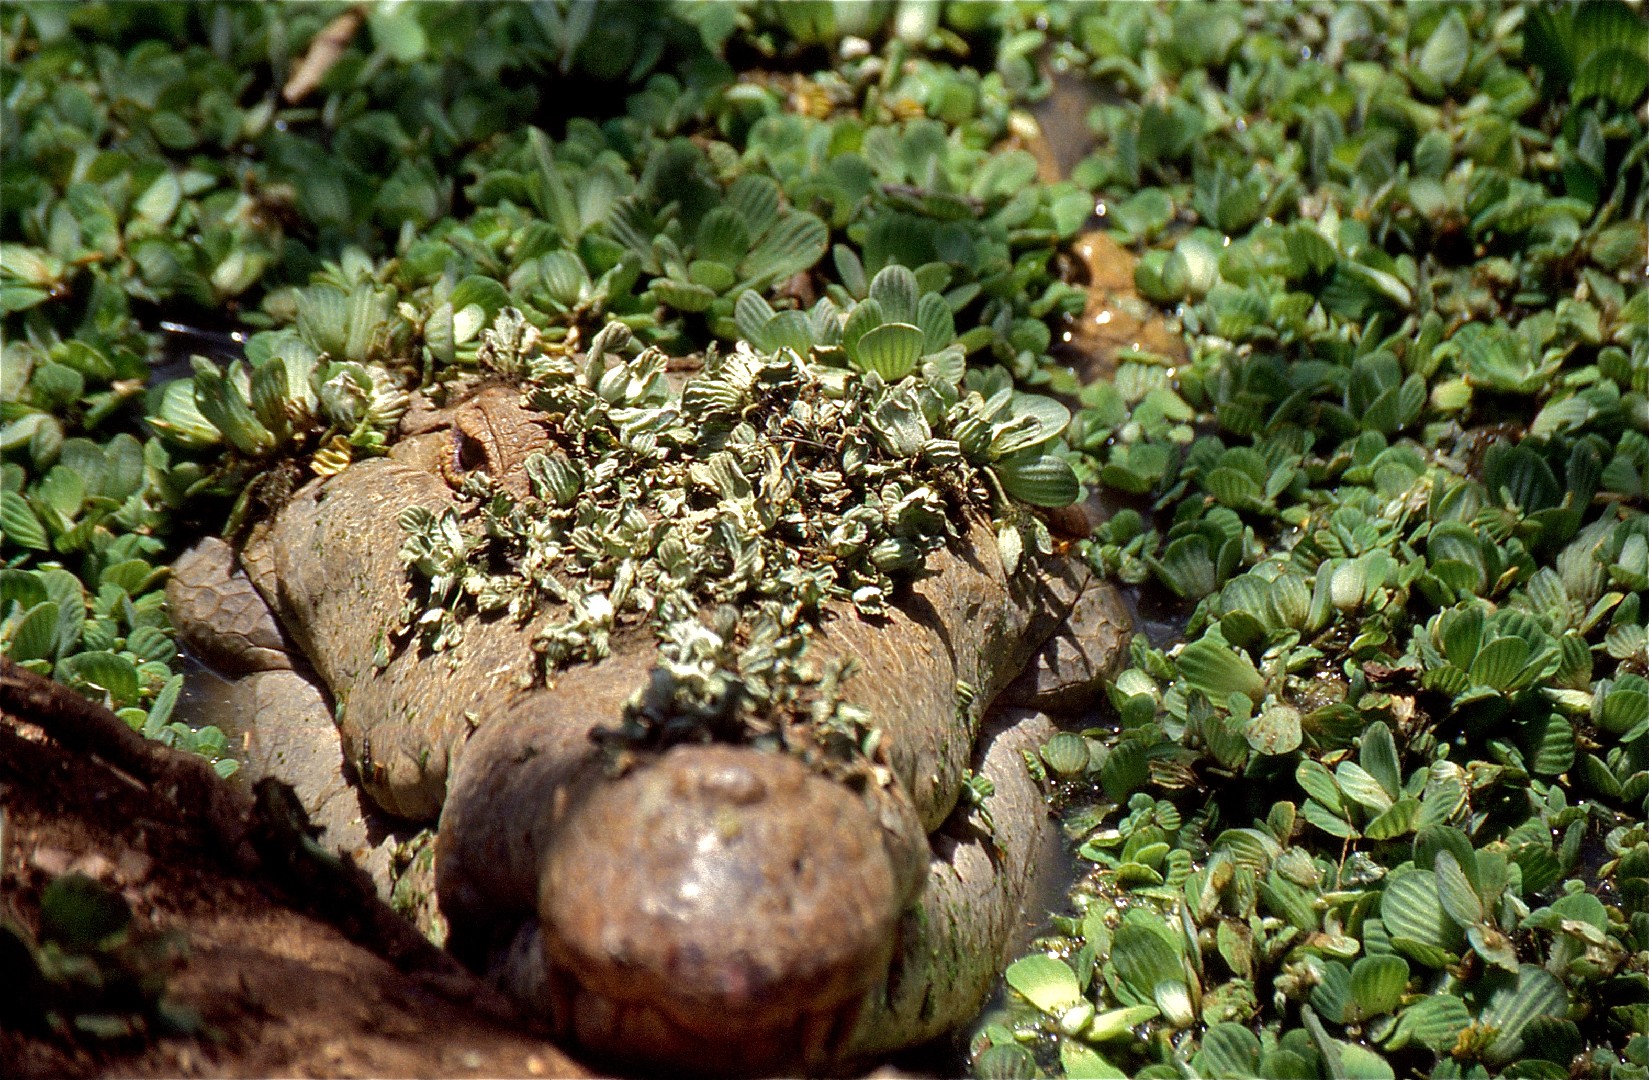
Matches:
[[536, 745, 925, 1075]]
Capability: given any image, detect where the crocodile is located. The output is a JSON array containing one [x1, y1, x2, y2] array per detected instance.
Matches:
[[166, 374, 1132, 1075]]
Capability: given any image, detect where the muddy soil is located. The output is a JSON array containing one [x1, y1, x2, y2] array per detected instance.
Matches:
[[0, 660, 589, 1079]]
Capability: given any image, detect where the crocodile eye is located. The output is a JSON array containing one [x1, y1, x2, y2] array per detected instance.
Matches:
[[452, 428, 489, 473]]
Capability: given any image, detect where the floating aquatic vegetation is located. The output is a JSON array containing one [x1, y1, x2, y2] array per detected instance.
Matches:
[[392, 309, 1079, 779], [395, 310, 1079, 744], [979, 2, 1648, 1077]]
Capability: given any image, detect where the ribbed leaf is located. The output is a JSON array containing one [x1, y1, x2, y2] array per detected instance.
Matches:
[[149, 380, 222, 451], [539, 251, 590, 306], [1390, 994, 1472, 1051], [994, 454, 1080, 508], [1348, 954, 1408, 1019], [5, 601, 60, 662], [1363, 798, 1421, 840], [1309, 961, 1351, 1023], [1, 490, 49, 550], [762, 310, 814, 356], [57, 649, 140, 705], [1207, 466, 1265, 509], [1417, 10, 1470, 89], [651, 277, 718, 313], [1469, 635, 1529, 691], [1300, 798, 1358, 839], [915, 291, 955, 355], [1574, 47, 1649, 109], [249, 357, 293, 441], [1194, 1022, 1262, 1079], [1246, 703, 1302, 755], [695, 206, 752, 267], [344, 285, 391, 363], [1467, 924, 1520, 973], [852, 322, 923, 380], [1004, 953, 1081, 1014], [840, 297, 885, 363], [868, 264, 919, 324], [739, 210, 827, 286], [1434, 848, 1484, 928], [832, 243, 867, 298], [0, 569, 48, 612], [1381, 868, 1461, 959], [1006, 394, 1071, 448], [1480, 966, 1568, 1066], [192, 359, 274, 456], [295, 286, 349, 356], [726, 173, 781, 241], [94, 433, 145, 502], [1523, 712, 1576, 775], [1335, 761, 1393, 813], [687, 259, 735, 294], [1111, 916, 1184, 999], [1359, 721, 1402, 799], [1296, 759, 1345, 814], [1041, 732, 1091, 777], [1178, 638, 1266, 701], [1438, 604, 1484, 669], [734, 289, 776, 349]]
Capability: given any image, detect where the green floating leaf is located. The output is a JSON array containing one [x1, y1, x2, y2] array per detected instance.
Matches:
[[995, 454, 1079, 508], [1417, 9, 1470, 90], [1358, 721, 1401, 799], [975, 1043, 1036, 1080], [39, 872, 131, 950], [1194, 1022, 1262, 1079], [651, 277, 717, 313], [1480, 965, 1568, 1066], [1, 490, 50, 550], [1363, 798, 1420, 840], [1310, 961, 1351, 1023], [5, 601, 61, 663], [1042, 732, 1091, 777], [1381, 867, 1463, 963], [1573, 47, 1649, 108], [1178, 639, 1266, 702], [1349, 954, 1409, 1019], [851, 322, 923, 380], [1247, 703, 1302, 755], [740, 210, 827, 287], [868, 263, 919, 324], [1296, 759, 1345, 814], [1112, 916, 1185, 1003], [1061, 1041, 1128, 1080], [1469, 635, 1530, 691], [1003, 953, 1081, 1014], [57, 650, 140, 706], [1389, 994, 1472, 1052], [1335, 761, 1394, 814]]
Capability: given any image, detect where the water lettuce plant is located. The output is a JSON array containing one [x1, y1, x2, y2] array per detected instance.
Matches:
[[978, 3, 1648, 1079], [2, 3, 1645, 1078]]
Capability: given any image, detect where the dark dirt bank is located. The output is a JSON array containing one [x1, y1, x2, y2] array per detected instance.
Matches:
[[0, 658, 590, 1079]]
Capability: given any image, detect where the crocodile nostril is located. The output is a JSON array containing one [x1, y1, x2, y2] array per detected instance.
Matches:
[[696, 760, 766, 804], [536, 744, 923, 1072]]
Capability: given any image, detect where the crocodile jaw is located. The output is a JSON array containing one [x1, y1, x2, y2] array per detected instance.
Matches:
[[533, 744, 925, 1075]]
